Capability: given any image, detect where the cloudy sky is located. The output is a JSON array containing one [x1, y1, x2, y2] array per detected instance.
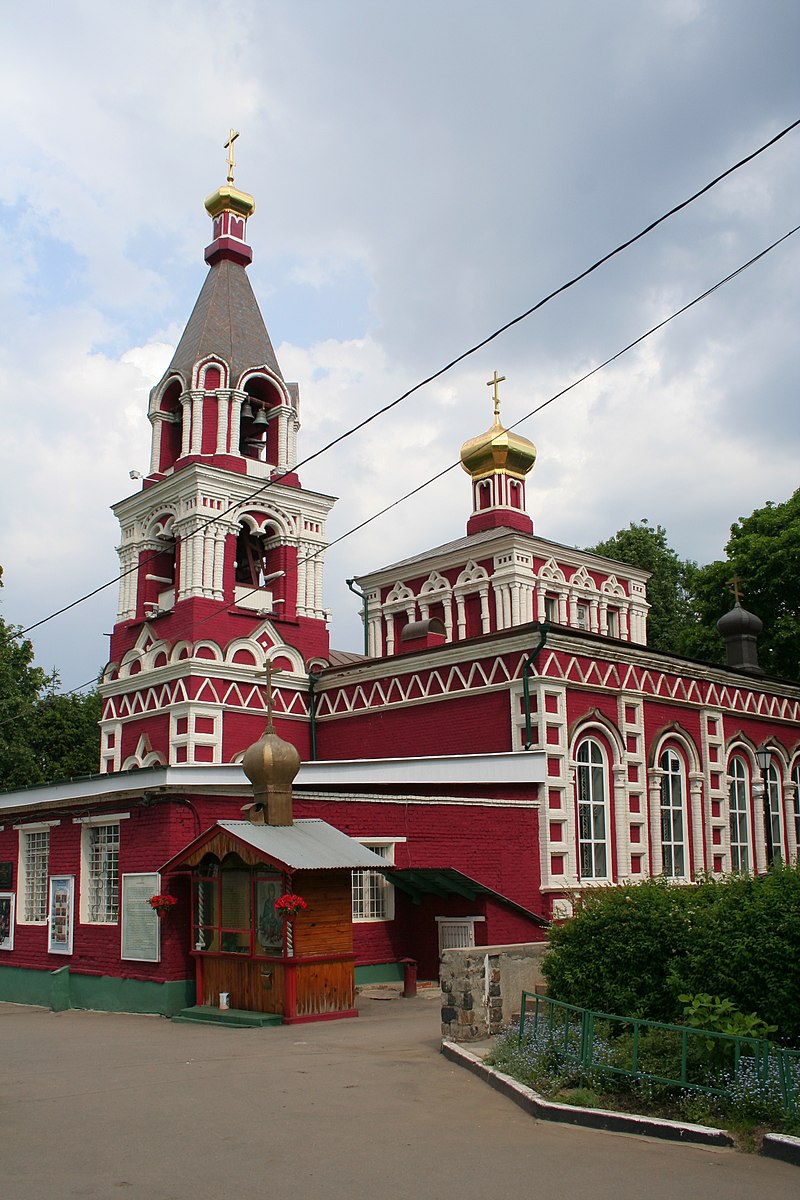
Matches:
[[1, 0, 799, 690]]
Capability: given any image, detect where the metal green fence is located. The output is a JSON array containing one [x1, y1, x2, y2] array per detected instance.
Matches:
[[519, 992, 799, 1115]]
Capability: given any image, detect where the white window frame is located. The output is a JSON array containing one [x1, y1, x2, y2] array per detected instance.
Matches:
[[352, 838, 403, 923], [660, 748, 689, 880], [792, 762, 800, 860], [74, 814, 129, 924], [15, 821, 59, 925], [728, 756, 752, 873], [575, 738, 610, 881], [765, 763, 784, 863]]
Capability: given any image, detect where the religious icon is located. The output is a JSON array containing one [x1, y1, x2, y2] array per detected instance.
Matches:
[[256, 878, 283, 952]]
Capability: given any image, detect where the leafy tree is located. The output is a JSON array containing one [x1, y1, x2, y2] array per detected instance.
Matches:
[[692, 489, 800, 680], [0, 567, 101, 789], [588, 520, 720, 661]]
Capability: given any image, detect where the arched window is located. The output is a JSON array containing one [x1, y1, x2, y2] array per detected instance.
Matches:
[[575, 738, 609, 880], [792, 761, 800, 860], [728, 756, 751, 873], [659, 748, 688, 879], [765, 763, 784, 864]]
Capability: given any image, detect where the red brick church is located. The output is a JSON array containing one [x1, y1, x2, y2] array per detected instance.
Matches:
[[1, 152, 798, 1016]]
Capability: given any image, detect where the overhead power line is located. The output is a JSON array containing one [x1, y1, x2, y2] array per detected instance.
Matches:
[[18, 115, 800, 640], [7, 216, 795, 729]]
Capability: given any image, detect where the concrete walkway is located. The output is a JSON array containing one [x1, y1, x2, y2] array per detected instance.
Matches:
[[1, 992, 798, 1199]]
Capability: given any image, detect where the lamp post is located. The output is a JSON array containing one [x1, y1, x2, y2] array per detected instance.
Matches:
[[756, 747, 774, 869]]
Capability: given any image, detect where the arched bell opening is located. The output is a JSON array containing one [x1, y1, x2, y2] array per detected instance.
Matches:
[[239, 377, 282, 464], [158, 380, 184, 471]]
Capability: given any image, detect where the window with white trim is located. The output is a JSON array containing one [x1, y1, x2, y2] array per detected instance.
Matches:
[[575, 739, 609, 880], [728, 756, 751, 873], [352, 841, 396, 921], [765, 764, 784, 863], [20, 829, 50, 923], [660, 748, 688, 878], [83, 823, 121, 923], [792, 762, 800, 856]]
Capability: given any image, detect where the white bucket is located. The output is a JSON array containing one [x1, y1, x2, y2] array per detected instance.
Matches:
[[219, 992, 230, 1011]]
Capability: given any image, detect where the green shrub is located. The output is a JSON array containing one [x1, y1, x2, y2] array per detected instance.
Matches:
[[542, 867, 800, 1043], [542, 879, 693, 1022]]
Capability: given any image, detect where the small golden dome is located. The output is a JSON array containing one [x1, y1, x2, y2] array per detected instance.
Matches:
[[460, 377, 536, 481], [204, 184, 256, 220]]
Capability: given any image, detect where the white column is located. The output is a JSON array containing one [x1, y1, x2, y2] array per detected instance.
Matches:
[[215, 391, 229, 455], [180, 395, 192, 457], [190, 393, 203, 454], [648, 769, 664, 875], [620, 605, 630, 641], [148, 414, 163, 474], [202, 531, 215, 598], [443, 595, 454, 642], [456, 594, 466, 639], [480, 588, 491, 634], [230, 394, 243, 455], [277, 409, 288, 472], [752, 780, 768, 874], [612, 764, 629, 881], [689, 772, 705, 875], [211, 532, 226, 597]]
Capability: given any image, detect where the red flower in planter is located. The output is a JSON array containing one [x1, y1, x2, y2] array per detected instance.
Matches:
[[274, 893, 307, 920], [148, 893, 177, 918]]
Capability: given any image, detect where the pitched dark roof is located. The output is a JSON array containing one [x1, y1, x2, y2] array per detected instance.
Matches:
[[159, 257, 283, 388]]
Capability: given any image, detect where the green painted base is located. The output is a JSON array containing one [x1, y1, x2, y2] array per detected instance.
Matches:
[[171, 1005, 283, 1028], [355, 962, 404, 985], [0, 965, 194, 1016]]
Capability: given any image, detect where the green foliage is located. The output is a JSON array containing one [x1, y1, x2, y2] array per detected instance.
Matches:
[[678, 993, 777, 1042], [591, 491, 800, 680], [0, 569, 102, 789], [542, 879, 694, 1022], [543, 869, 800, 1043], [589, 520, 711, 658], [692, 488, 800, 680]]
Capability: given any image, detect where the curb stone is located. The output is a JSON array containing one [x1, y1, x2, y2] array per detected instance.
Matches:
[[442, 1040, 800, 1164], [441, 1039, 736, 1148], [762, 1133, 800, 1167]]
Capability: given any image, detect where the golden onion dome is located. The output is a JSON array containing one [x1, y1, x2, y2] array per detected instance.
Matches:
[[204, 184, 256, 220], [242, 724, 301, 796], [459, 376, 537, 481]]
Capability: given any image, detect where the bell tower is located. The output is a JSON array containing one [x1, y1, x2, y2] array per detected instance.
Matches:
[[99, 135, 336, 774]]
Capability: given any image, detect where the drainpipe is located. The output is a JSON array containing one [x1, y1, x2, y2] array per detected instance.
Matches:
[[346, 578, 369, 656], [307, 672, 320, 761], [522, 623, 550, 751]]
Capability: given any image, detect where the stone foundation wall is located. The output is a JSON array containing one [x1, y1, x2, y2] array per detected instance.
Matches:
[[440, 942, 548, 1042]]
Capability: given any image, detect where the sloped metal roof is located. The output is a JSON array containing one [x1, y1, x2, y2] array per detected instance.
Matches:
[[385, 867, 549, 926], [217, 819, 388, 870], [158, 257, 283, 389]]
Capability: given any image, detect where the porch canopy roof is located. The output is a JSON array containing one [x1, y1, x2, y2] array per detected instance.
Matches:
[[161, 818, 388, 875], [384, 867, 549, 927]]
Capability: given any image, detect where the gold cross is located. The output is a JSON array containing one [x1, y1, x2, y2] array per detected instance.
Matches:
[[487, 371, 506, 422], [224, 129, 240, 185], [727, 574, 743, 604], [263, 657, 281, 730]]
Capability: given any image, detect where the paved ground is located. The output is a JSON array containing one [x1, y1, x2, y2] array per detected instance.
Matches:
[[1, 991, 798, 1200]]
